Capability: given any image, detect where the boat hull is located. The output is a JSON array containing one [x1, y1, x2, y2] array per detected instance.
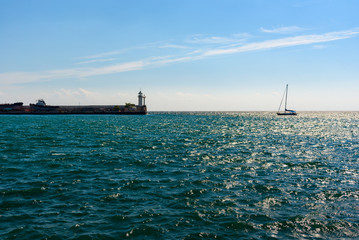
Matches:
[[277, 112, 297, 116]]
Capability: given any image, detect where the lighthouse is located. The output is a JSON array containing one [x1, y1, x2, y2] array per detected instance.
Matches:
[[138, 91, 146, 106]]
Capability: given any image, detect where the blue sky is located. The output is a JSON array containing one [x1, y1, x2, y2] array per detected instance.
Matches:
[[0, 0, 358, 111]]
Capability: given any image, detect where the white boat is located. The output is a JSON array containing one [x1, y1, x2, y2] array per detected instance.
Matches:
[[277, 84, 297, 116]]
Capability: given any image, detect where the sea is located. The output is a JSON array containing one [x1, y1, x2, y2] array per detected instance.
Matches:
[[1, 112, 359, 239]]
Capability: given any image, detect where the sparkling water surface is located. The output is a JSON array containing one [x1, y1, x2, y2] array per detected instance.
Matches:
[[1, 112, 359, 239]]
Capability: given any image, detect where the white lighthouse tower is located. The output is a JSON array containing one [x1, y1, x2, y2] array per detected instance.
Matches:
[[138, 91, 146, 106]]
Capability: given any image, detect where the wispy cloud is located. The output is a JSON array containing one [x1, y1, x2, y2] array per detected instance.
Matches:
[[203, 29, 359, 56], [187, 34, 249, 44], [78, 50, 128, 60], [76, 58, 118, 65], [157, 44, 189, 49], [1, 28, 358, 85], [79, 61, 146, 77], [260, 26, 306, 34], [188, 36, 235, 44], [76, 43, 189, 65]]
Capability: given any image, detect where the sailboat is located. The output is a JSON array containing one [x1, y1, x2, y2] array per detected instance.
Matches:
[[277, 84, 297, 116]]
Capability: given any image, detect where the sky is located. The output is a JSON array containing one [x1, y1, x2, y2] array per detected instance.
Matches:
[[0, 0, 358, 111]]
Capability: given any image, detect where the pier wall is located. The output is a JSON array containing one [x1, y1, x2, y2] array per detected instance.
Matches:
[[0, 105, 147, 115]]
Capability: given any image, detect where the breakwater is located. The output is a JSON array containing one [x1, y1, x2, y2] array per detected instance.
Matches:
[[0, 104, 147, 115], [0, 91, 147, 115]]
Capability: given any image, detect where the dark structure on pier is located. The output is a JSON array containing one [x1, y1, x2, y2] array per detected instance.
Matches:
[[0, 92, 147, 115]]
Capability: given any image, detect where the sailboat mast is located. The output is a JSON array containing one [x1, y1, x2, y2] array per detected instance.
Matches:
[[284, 84, 288, 111], [277, 84, 296, 115]]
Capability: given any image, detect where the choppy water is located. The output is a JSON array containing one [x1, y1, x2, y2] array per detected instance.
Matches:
[[1, 112, 359, 239]]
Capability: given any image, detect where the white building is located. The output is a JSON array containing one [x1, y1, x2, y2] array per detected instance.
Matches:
[[138, 91, 146, 106]]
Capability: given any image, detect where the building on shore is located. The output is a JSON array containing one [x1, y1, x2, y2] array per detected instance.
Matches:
[[0, 91, 147, 115]]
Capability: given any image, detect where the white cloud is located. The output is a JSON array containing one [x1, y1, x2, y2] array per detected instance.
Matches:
[[189, 36, 235, 44], [78, 61, 146, 77], [260, 26, 306, 34], [78, 50, 128, 60], [158, 44, 189, 49], [203, 29, 359, 56], [78, 42, 188, 61], [76, 58, 118, 65], [187, 34, 249, 44], [78, 88, 99, 97]]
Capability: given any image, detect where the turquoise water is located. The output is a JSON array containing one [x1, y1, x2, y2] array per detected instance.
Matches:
[[1, 112, 359, 239]]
